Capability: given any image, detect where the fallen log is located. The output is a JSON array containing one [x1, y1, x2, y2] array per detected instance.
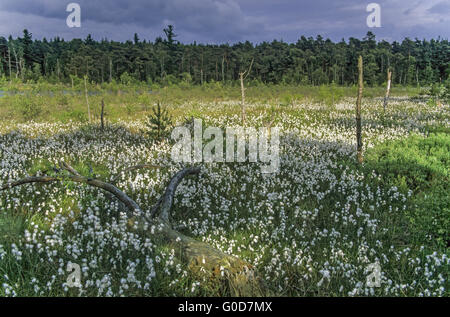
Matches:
[[1, 162, 268, 296]]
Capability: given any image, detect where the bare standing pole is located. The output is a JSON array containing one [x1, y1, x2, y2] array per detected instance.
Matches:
[[383, 69, 392, 114], [356, 56, 364, 164], [222, 54, 225, 83], [84, 75, 91, 123], [239, 58, 254, 125], [57, 59, 60, 82], [239, 72, 246, 122], [101, 98, 105, 130], [109, 57, 112, 82], [10, 44, 19, 79], [8, 47, 11, 84]]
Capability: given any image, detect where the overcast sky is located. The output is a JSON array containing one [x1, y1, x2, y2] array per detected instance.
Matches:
[[0, 0, 448, 43]]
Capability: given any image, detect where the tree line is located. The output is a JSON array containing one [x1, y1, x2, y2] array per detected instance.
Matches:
[[0, 27, 448, 87]]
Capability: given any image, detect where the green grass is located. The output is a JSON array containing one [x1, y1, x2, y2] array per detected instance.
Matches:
[[365, 133, 449, 249], [0, 82, 447, 297], [0, 82, 422, 123]]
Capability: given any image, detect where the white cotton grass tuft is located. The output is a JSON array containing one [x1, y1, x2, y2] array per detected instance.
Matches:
[[0, 99, 448, 296]]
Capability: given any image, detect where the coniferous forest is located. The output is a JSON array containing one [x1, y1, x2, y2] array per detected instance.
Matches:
[[0, 28, 449, 86]]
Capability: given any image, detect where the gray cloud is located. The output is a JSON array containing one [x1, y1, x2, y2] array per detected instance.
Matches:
[[428, 1, 450, 14], [0, 0, 448, 43], [0, 0, 266, 42]]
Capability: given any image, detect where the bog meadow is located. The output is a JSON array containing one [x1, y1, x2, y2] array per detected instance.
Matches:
[[0, 28, 449, 297]]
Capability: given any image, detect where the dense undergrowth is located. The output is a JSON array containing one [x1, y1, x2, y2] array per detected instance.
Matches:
[[365, 133, 449, 249]]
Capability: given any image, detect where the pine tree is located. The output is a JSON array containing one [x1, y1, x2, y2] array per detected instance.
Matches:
[[144, 102, 173, 140], [22, 29, 33, 69]]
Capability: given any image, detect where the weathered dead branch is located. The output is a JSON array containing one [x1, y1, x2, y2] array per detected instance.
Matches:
[[1, 162, 268, 296], [157, 167, 200, 223], [1, 176, 58, 191]]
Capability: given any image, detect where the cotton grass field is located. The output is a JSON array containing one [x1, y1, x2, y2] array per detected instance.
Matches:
[[0, 88, 448, 297]]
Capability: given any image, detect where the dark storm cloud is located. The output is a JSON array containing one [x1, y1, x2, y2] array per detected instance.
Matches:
[[0, 0, 265, 42], [0, 0, 448, 43], [428, 1, 450, 14]]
